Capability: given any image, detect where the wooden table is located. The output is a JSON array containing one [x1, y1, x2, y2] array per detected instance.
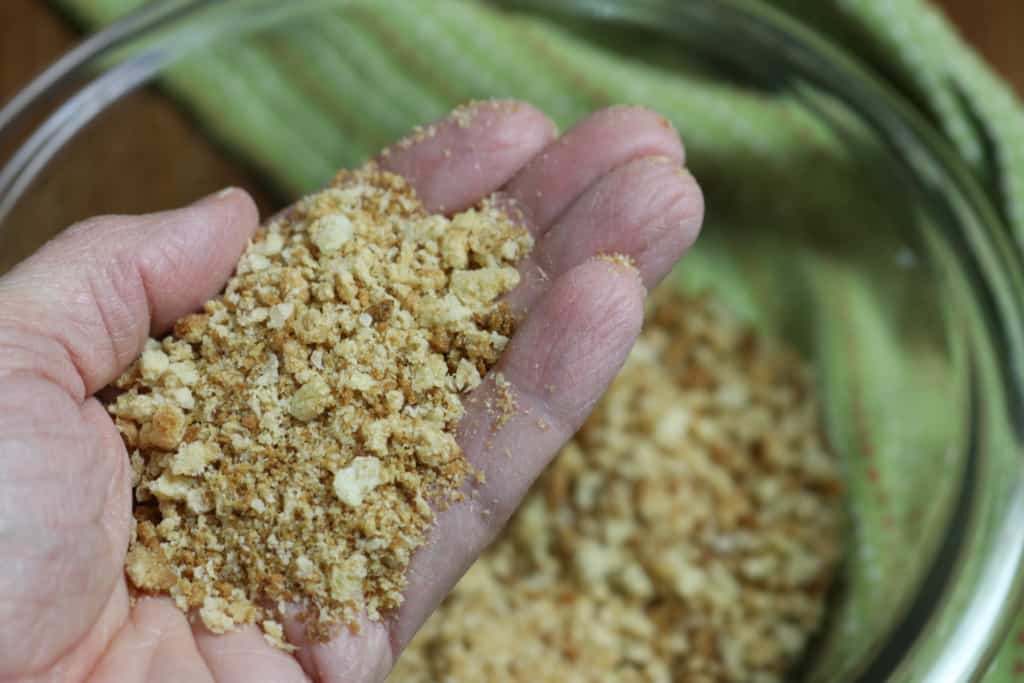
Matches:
[[936, 0, 1023, 94], [0, 0, 1020, 269], [0, 0, 278, 269]]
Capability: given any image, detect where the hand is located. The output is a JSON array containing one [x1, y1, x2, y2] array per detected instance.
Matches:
[[0, 102, 703, 683]]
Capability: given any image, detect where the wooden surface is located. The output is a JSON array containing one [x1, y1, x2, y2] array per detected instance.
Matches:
[[935, 0, 1024, 95], [0, 0, 277, 271], [0, 0, 1020, 270]]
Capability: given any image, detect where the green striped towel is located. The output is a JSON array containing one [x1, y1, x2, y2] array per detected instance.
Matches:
[[53, 0, 1024, 680]]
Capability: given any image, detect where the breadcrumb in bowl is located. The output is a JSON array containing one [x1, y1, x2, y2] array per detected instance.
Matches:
[[390, 288, 844, 683]]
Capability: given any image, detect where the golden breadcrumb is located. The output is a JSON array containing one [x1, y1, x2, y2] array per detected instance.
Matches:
[[110, 165, 531, 644], [390, 289, 844, 683]]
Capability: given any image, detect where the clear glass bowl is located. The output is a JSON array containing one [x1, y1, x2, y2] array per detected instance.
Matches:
[[2, 1, 1023, 681]]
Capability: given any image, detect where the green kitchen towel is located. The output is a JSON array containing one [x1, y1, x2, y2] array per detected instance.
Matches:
[[50, 0, 1024, 680]]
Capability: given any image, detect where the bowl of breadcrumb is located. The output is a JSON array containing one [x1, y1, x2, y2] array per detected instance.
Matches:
[[2, 1, 1023, 682]]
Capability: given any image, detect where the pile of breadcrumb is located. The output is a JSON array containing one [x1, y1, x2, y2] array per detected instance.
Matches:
[[108, 165, 531, 647], [107, 156, 843, 675], [390, 290, 844, 683]]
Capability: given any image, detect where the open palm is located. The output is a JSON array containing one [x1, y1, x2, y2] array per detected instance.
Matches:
[[0, 102, 702, 683]]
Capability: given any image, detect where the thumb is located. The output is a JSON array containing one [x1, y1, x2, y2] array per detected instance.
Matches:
[[0, 189, 259, 400]]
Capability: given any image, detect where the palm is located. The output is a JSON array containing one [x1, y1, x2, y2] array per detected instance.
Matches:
[[0, 102, 701, 683], [0, 376, 131, 681]]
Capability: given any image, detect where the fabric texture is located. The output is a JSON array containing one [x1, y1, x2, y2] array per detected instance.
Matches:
[[51, 0, 1024, 679]]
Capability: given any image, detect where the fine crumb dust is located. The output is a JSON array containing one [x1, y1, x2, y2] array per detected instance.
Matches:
[[109, 164, 532, 646], [490, 372, 519, 432], [596, 251, 637, 270], [390, 288, 844, 683]]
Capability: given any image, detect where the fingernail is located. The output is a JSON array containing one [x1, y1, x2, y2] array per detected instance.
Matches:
[[640, 154, 677, 167], [592, 253, 647, 294], [192, 187, 241, 208]]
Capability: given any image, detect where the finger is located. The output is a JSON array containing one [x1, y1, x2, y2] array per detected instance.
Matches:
[[86, 596, 216, 683], [193, 623, 309, 683], [378, 99, 557, 214], [504, 105, 684, 232], [281, 610, 394, 683], [0, 189, 259, 399], [507, 157, 703, 314], [390, 258, 646, 649]]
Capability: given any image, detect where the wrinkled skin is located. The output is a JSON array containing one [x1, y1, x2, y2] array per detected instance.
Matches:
[[0, 102, 703, 683]]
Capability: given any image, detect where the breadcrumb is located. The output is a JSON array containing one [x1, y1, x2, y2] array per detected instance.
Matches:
[[110, 165, 531, 645], [391, 289, 844, 683]]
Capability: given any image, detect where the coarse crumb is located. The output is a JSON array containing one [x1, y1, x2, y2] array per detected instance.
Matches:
[[262, 620, 295, 653], [390, 288, 844, 683], [111, 164, 532, 645]]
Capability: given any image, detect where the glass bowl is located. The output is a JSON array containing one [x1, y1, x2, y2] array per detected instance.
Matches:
[[2, 1, 1023, 681]]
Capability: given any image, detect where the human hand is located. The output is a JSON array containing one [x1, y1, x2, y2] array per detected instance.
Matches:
[[0, 101, 702, 683]]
